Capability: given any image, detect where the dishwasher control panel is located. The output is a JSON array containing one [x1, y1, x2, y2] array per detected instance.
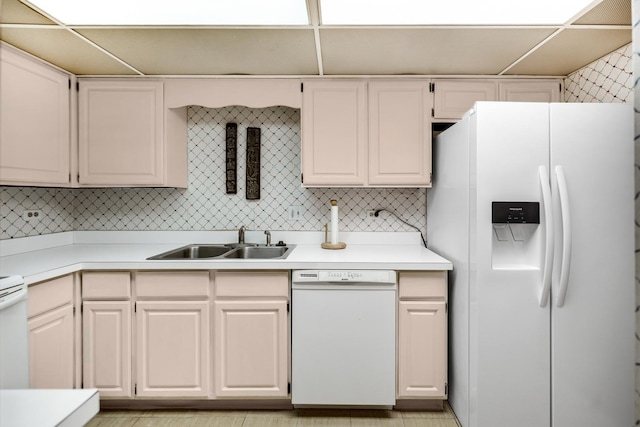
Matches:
[[292, 270, 396, 284]]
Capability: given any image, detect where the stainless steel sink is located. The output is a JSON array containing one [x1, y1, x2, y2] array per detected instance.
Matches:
[[222, 246, 293, 259], [147, 244, 294, 260], [147, 244, 232, 260]]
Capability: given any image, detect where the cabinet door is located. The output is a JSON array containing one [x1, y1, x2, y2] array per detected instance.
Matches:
[[83, 301, 132, 397], [214, 300, 288, 397], [78, 80, 164, 186], [369, 81, 431, 186], [136, 301, 210, 397], [433, 80, 497, 120], [499, 81, 562, 103], [301, 80, 367, 186], [0, 45, 70, 186], [397, 300, 447, 398], [28, 305, 74, 388]]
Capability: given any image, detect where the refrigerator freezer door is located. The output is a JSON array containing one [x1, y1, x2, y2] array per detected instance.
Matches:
[[472, 102, 551, 427], [549, 103, 634, 427]]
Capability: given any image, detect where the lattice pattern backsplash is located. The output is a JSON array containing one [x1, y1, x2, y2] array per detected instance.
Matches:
[[1, 106, 426, 240]]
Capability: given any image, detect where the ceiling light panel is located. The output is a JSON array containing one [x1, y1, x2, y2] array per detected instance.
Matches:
[[22, 0, 309, 25], [320, 0, 602, 25]]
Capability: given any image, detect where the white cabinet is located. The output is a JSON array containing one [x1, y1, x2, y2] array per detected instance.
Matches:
[[0, 44, 71, 186], [432, 79, 562, 120], [432, 80, 497, 120], [81, 272, 132, 398], [498, 81, 562, 103], [214, 271, 289, 398], [78, 80, 187, 187], [397, 271, 448, 399], [27, 275, 76, 389], [369, 81, 431, 186], [301, 80, 432, 187], [135, 271, 211, 397], [301, 80, 368, 186]]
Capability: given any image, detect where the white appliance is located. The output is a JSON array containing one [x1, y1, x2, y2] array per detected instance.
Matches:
[[0, 275, 29, 389], [291, 270, 396, 407], [427, 102, 634, 427]]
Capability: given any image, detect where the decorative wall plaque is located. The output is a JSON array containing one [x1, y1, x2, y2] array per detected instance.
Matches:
[[225, 123, 237, 194], [246, 127, 261, 200]]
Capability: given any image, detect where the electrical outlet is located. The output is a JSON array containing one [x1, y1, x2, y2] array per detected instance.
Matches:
[[22, 209, 42, 221], [364, 210, 376, 218], [288, 206, 303, 221]]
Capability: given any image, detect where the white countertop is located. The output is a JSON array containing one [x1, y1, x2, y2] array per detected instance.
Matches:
[[0, 389, 99, 426], [0, 231, 452, 284]]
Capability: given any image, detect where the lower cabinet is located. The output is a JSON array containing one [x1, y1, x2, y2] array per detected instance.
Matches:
[[135, 271, 211, 398], [214, 271, 289, 398], [397, 271, 448, 399], [28, 274, 76, 389], [82, 272, 132, 397]]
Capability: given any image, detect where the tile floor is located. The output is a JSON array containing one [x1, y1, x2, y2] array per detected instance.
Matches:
[[87, 404, 461, 427]]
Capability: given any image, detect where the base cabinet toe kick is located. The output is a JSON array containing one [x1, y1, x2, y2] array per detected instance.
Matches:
[[28, 269, 447, 407]]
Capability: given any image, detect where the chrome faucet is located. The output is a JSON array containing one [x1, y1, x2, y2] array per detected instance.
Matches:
[[264, 230, 271, 246], [238, 225, 246, 244]]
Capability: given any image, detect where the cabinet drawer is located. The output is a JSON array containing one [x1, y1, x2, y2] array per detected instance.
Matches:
[[215, 271, 289, 298], [398, 271, 447, 299], [28, 274, 74, 318], [82, 272, 131, 300], [136, 271, 210, 298]]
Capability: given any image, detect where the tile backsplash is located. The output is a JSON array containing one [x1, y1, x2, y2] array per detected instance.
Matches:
[[1, 105, 426, 240], [1, 44, 632, 241]]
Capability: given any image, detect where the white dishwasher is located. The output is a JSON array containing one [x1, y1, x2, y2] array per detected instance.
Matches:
[[291, 270, 397, 407]]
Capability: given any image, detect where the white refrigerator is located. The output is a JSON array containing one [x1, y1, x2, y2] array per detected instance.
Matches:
[[427, 102, 634, 427]]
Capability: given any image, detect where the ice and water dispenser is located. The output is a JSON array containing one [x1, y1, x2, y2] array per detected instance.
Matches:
[[491, 202, 540, 269]]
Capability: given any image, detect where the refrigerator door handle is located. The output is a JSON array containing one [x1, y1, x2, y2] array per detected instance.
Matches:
[[538, 166, 553, 307], [555, 165, 572, 308]]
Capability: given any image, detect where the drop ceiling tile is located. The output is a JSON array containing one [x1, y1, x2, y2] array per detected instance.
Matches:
[[573, 0, 630, 25], [0, 0, 55, 25], [0, 27, 138, 74], [76, 28, 319, 75], [320, 28, 556, 75], [504, 28, 630, 75]]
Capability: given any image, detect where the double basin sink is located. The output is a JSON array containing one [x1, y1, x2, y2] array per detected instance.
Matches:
[[147, 243, 294, 260]]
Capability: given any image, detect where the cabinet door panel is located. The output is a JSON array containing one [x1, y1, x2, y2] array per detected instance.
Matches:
[[398, 301, 447, 398], [433, 80, 497, 120], [214, 300, 288, 397], [499, 81, 562, 103], [28, 305, 74, 389], [78, 80, 164, 185], [0, 45, 70, 186], [301, 80, 367, 186], [83, 301, 132, 397], [369, 81, 431, 186], [136, 301, 210, 397]]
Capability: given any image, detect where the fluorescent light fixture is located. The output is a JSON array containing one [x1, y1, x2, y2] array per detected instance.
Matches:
[[22, 0, 309, 25], [320, 0, 602, 25]]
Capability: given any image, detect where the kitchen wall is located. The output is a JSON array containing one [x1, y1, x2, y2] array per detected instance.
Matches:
[[632, 2, 640, 423], [1, 105, 426, 240], [0, 44, 632, 241]]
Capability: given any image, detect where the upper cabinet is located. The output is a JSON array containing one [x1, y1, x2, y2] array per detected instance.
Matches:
[[78, 79, 187, 187], [432, 79, 562, 121], [0, 44, 71, 186], [301, 80, 432, 187]]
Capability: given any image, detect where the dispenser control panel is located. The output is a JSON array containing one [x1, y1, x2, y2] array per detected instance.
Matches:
[[492, 202, 539, 224]]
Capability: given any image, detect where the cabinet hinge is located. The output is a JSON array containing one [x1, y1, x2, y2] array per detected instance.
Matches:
[[134, 302, 137, 313], [287, 383, 291, 394], [69, 173, 72, 183], [300, 174, 303, 184], [134, 384, 137, 394], [68, 79, 71, 89], [300, 83, 303, 92], [431, 108, 434, 118], [445, 302, 448, 313], [287, 302, 290, 313], [76, 81, 79, 91], [429, 82, 435, 92]]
